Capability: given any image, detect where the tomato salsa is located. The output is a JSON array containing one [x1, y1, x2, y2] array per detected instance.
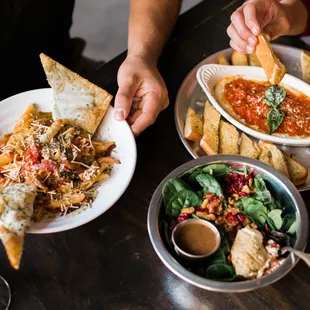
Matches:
[[223, 78, 310, 137]]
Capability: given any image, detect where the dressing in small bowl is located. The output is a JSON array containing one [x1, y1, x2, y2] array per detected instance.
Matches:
[[172, 218, 221, 260]]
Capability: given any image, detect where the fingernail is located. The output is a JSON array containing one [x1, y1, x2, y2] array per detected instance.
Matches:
[[251, 27, 259, 36], [248, 37, 256, 46], [246, 45, 254, 54], [114, 108, 125, 121]]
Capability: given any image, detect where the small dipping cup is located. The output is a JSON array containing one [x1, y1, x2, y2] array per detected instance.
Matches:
[[171, 218, 221, 261]]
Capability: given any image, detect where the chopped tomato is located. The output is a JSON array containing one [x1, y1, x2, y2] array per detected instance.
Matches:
[[24, 145, 40, 165]]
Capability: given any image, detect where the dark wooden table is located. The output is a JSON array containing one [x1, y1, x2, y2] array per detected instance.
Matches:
[[1, 1, 310, 309]]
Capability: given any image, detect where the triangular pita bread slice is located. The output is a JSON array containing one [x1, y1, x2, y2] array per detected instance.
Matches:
[[0, 183, 37, 269], [40, 53, 113, 135]]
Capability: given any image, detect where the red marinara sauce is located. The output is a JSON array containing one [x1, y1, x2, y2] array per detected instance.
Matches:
[[223, 78, 310, 137]]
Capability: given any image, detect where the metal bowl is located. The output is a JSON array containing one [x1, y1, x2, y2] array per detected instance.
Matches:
[[147, 155, 309, 293]]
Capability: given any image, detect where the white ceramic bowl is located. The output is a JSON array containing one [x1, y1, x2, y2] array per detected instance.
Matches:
[[196, 64, 310, 146], [0, 88, 137, 233]]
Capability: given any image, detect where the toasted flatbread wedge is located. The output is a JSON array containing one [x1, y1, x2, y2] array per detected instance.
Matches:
[[184, 107, 203, 142], [258, 146, 273, 167], [248, 54, 261, 67], [231, 51, 248, 66], [258, 141, 289, 178], [282, 151, 308, 186], [40, 53, 112, 135], [301, 50, 310, 84], [239, 133, 261, 159], [255, 34, 286, 84], [200, 101, 221, 155], [219, 120, 239, 154], [217, 53, 230, 65], [0, 184, 36, 269]]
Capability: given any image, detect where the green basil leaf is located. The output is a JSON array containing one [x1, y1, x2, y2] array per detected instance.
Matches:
[[267, 108, 284, 134], [265, 85, 286, 107]]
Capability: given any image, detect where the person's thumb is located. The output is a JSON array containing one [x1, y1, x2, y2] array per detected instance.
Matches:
[[263, 22, 285, 41], [114, 77, 139, 121]]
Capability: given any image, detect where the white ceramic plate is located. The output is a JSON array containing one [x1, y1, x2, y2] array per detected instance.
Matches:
[[0, 88, 137, 234], [196, 64, 310, 146]]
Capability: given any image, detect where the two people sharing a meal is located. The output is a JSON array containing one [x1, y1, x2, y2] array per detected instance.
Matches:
[[2, 0, 310, 137]]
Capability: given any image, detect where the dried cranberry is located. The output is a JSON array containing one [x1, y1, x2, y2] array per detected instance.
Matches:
[[195, 206, 204, 212], [239, 191, 249, 197], [238, 175, 245, 187], [236, 213, 246, 223], [246, 172, 254, 180], [177, 214, 189, 223], [226, 213, 239, 226], [264, 223, 271, 233]]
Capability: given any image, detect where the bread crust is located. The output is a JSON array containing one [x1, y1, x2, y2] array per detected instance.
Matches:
[[255, 34, 286, 85], [40, 53, 112, 135], [200, 101, 221, 155]]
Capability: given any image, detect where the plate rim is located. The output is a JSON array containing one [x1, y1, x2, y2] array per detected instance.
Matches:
[[174, 44, 310, 192], [0, 88, 137, 234]]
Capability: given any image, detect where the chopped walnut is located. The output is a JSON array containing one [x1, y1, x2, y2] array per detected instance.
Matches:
[[248, 178, 253, 187], [223, 223, 235, 233], [241, 185, 250, 194], [232, 193, 239, 201], [201, 199, 209, 209], [242, 217, 250, 227], [180, 207, 195, 214], [250, 223, 258, 230], [227, 207, 240, 215], [227, 254, 232, 265], [228, 197, 235, 205], [215, 216, 225, 225], [196, 211, 216, 221]]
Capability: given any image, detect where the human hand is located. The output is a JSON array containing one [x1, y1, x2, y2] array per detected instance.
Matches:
[[114, 56, 169, 136], [227, 0, 307, 54]]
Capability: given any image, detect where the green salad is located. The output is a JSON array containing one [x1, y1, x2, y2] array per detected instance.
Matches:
[[162, 164, 297, 281]]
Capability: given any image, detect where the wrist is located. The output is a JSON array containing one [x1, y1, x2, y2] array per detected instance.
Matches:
[[126, 51, 158, 68]]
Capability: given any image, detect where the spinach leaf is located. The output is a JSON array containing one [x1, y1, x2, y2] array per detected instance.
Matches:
[[205, 234, 237, 281], [265, 85, 286, 107], [202, 164, 237, 179], [196, 173, 224, 197], [237, 197, 269, 227], [282, 214, 297, 234], [207, 233, 231, 265], [166, 189, 201, 217], [268, 209, 283, 230], [288, 220, 298, 234], [205, 264, 236, 281], [186, 168, 202, 183], [162, 178, 188, 206], [267, 107, 284, 134], [162, 221, 173, 250], [253, 176, 275, 209]]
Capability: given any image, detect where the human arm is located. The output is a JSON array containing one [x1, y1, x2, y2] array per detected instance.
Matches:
[[227, 0, 308, 54], [114, 0, 182, 136]]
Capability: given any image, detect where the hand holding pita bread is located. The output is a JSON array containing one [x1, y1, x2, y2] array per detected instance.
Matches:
[[227, 0, 308, 54]]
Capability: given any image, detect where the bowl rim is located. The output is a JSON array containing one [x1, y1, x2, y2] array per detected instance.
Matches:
[[147, 155, 309, 293]]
